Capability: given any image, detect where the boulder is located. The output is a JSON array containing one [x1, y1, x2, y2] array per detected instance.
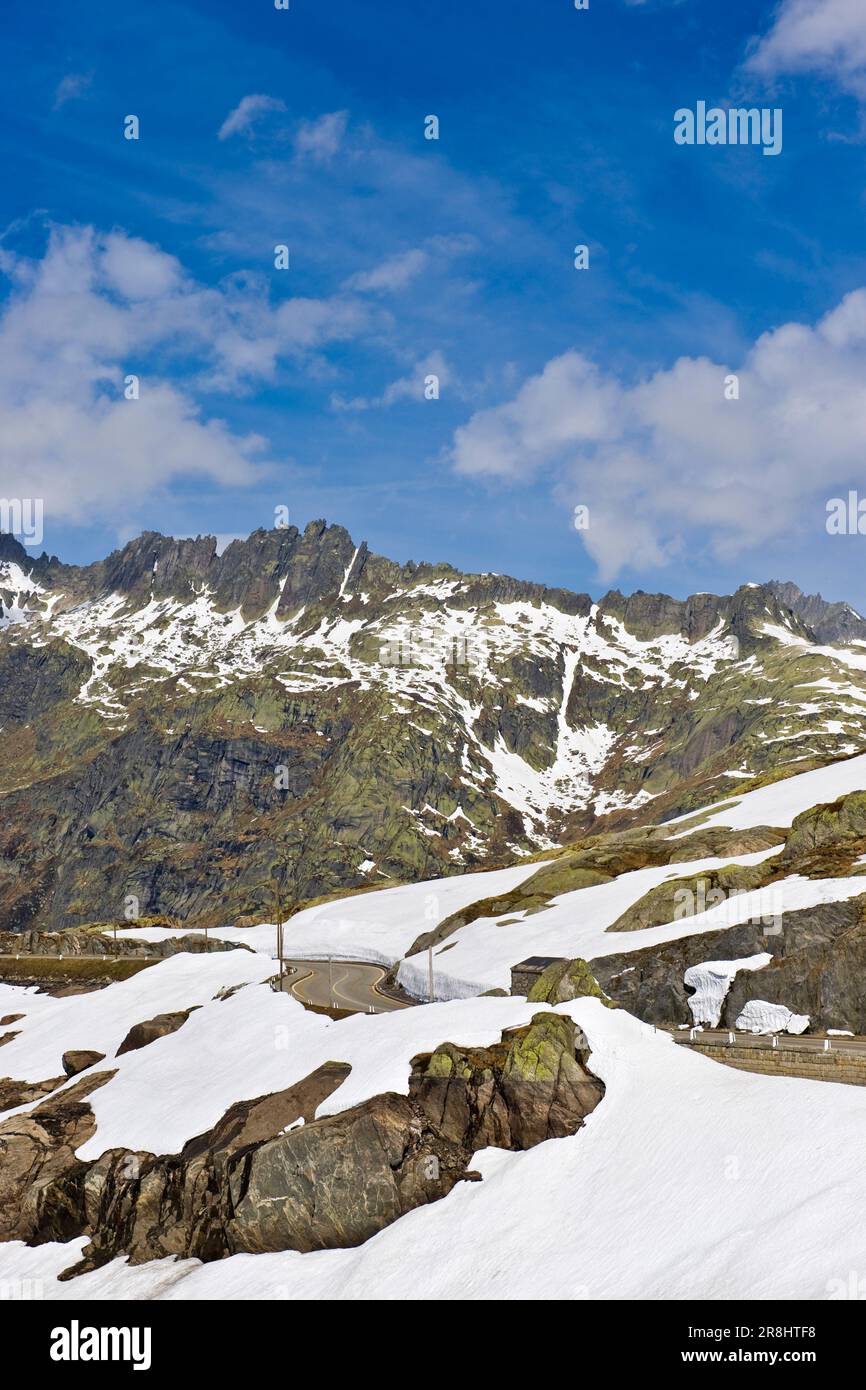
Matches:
[[62, 1050, 106, 1077], [230, 1012, 604, 1257], [77, 1061, 353, 1268], [527, 957, 615, 1010], [116, 1009, 196, 1056]]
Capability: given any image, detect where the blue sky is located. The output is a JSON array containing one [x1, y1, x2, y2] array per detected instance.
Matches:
[[4, 0, 866, 605]]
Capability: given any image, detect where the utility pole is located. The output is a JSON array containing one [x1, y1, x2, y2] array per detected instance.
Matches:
[[273, 877, 286, 991], [428, 944, 434, 1003]]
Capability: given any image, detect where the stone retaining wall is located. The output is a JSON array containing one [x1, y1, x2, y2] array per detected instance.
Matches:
[[686, 1043, 866, 1087]]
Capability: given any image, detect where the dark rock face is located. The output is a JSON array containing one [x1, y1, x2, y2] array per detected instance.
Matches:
[[116, 1010, 195, 1056], [0, 641, 92, 724], [0, 1014, 603, 1270], [590, 796, 866, 1031], [722, 918, 866, 1034], [593, 895, 866, 1032], [768, 581, 866, 646], [62, 1051, 106, 1078], [0, 1073, 115, 1242], [596, 583, 813, 648]]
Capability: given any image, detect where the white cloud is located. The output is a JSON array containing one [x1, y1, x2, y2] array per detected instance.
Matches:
[[343, 235, 477, 295], [331, 351, 451, 412], [218, 94, 286, 141], [294, 111, 348, 161], [345, 249, 429, 294], [449, 292, 866, 582], [745, 0, 866, 97], [451, 353, 621, 480], [3, 387, 269, 529], [53, 72, 92, 110], [0, 226, 371, 395], [100, 233, 181, 301], [0, 225, 375, 529]]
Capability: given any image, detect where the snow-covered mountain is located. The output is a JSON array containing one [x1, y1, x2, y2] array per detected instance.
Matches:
[[5, 520, 866, 934]]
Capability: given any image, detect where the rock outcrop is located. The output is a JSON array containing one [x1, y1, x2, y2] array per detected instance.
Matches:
[[0, 1075, 65, 1113], [116, 1010, 196, 1056], [0, 1072, 115, 1243], [0, 1013, 603, 1271], [593, 894, 866, 1033], [767, 582, 866, 646], [0, 928, 242, 958], [605, 862, 772, 934], [527, 957, 617, 1008]]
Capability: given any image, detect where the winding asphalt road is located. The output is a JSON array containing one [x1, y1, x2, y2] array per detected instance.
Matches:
[[280, 958, 412, 1013]]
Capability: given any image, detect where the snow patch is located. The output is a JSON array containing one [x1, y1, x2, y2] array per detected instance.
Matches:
[[734, 1000, 810, 1035], [684, 955, 772, 1027]]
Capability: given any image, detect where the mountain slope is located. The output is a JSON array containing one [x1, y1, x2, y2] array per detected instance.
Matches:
[[4, 520, 866, 931]]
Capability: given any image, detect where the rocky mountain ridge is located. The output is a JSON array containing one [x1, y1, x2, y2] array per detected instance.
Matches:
[[4, 521, 866, 932]]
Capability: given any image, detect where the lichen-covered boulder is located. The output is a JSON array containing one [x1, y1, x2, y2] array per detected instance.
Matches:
[[527, 957, 615, 1009]]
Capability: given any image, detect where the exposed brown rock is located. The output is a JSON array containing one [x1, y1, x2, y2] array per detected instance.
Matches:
[[0, 1072, 115, 1242], [101, 1014, 600, 1266], [0, 1013, 603, 1275], [0, 928, 243, 959], [62, 1050, 106, 1078], [116, 1009, 196, 1056], [75, 1060, 353, 1269], [0, 1075, 65, 1113]]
